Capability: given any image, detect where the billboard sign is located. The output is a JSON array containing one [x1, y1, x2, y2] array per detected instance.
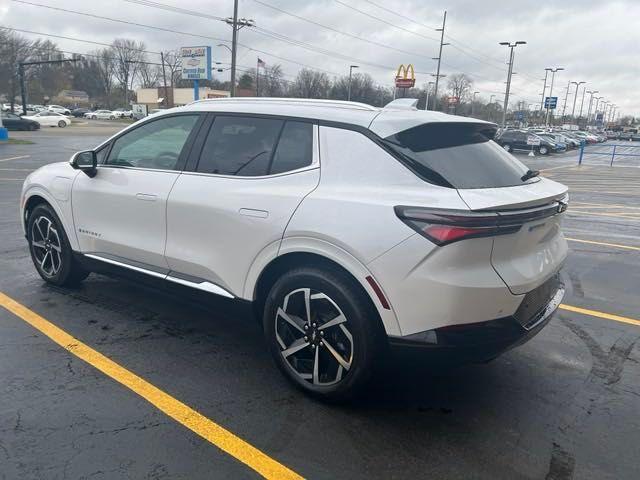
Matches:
[[544, 96, 558, 109], [596, 112, 604, 126], [395, 64, 415, 88], [180, 46, 212, 80]]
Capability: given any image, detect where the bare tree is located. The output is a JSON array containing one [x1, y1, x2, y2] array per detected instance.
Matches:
[[0, 30, 33, 110], [92, 49, 116, 107], [260, 64, 285, 97], [138, 57, 161, 88], [289, 69, 330, 99], [331, 73, 376, 104], [162, 50, 182, 86], [111, 38, 146, 105], [447, 73, 473, 113]]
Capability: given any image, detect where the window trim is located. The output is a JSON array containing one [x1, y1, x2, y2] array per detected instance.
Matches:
[[183, 113, 319, 179], [97, 112, 206, 173]]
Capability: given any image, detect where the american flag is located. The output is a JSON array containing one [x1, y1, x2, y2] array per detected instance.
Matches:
[[257, 58, 266, 68]]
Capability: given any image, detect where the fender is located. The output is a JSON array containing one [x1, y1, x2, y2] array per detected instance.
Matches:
[[243, 235, 402, 336]]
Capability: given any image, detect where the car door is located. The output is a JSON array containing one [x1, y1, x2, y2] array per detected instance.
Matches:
[[1, 113, 19, 130], [165, 115, 320, 297], [72, 113, 203, 270]]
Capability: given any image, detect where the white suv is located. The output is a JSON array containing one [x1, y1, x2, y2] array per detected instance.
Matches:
[[20, 98, 568, 401]]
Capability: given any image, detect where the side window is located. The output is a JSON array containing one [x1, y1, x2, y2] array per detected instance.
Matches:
[[197, 116, 282, 176], [106, 115, 199, 170], [96, 145, 110, 165], [270, 121, 314, 174]]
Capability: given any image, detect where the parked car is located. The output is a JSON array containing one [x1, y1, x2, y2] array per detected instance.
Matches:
[[605, 131, 620, 140], [22, 111, 71, 128], [71, 108, 91, 118], [0, 112, 40, 131], [113, 108, 134, 119], [571, 131, 598, 144], [495, 130, 560, 155], [47, 105, 71, 115], [549, 132, 580, 149], [85, 110, 116, 120], [537, 133, 568, 152], [19, 98, 568, 401]]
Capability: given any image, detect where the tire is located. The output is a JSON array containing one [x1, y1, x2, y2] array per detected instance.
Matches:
[[539, 145, 549, 155], [263, 266, 383, 402], [110, 116, 115, 120], [58, 120, 66, 128], [27, 204, 90, 286], [29, 124, 37, 131], [502, 143, 512, 152]]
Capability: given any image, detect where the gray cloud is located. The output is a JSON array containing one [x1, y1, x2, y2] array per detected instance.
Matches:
[[2, 0, 638, 115]]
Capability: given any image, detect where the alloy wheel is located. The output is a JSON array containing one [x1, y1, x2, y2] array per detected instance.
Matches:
[[31, 216, 63, 277], [275, 288, 354, 386]]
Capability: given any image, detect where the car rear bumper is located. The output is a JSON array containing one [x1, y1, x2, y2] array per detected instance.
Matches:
[[387, 276, 564, 364]]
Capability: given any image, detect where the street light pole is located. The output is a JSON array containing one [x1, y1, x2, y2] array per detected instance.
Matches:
[[425, 81, 434, 111], [578, 84, 588, 121], [471, 91, 479, 117], [544, 67, 563, 127], [499, 41, 527, 127], [585, 90, 598, 125], [570, 81, 585, 122], [560, 81, 571, 122], [431, 11, 448, 110], [592, 96, 602, 126], [540, 69, 549, 111], [347, 65, 359, 101]]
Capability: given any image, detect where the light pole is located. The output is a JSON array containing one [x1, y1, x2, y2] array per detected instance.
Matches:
[[431, 11, 449, 110], [599, 100, 608, 128], [425, 81, 434, 110], [592, 96, 602, 126], [570, 81, 585, 122], [225, 1, 255, 97], [585, 90, 598, 124], [347, 65, 359, 101], [471, 91, 479, 117], [578, 84, 588, 121], [499, 41, 527, 126], [540, 69, 549, 111], [544, 67, 563, 127]]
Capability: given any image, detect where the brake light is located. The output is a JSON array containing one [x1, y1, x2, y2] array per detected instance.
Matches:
[[395, 199, 567, 247]]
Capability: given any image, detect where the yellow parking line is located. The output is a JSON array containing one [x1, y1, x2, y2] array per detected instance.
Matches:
[[560, 304, 640, 327], [565, 237, 640, 251], [0, 291, 303, 480]]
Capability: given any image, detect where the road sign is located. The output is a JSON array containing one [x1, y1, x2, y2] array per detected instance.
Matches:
[[180, 46, 212, 81], [395, 64, 416, 88], [515, 111, 525, 121], [596, 113, 604, 126], [526, 135, 541, 146], [132, 104, 148, 119], [544, 96, 558, 109]]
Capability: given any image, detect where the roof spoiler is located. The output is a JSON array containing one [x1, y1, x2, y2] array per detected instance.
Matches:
[[383, 98, 419, 111]]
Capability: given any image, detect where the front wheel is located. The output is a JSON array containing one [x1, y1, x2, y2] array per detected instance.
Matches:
[[263, 267, 382, 402], [27, 204, 90, 286], [538, 145, 549, 155]]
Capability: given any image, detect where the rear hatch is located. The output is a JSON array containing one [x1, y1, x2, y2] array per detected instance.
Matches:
[[371, 113, 569, 295]]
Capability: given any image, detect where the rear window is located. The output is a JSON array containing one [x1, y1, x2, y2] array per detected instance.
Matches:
[[382, 122, 531, 189]]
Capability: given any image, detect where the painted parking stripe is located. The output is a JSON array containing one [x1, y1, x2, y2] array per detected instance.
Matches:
[[0, 291, 304, 480], [0, 155, 30, 163], [566, 238, 640, 251], [560, 304, 640, 328]]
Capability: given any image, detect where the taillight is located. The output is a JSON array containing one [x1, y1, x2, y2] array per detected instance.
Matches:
[[395, 200, 566, 246]]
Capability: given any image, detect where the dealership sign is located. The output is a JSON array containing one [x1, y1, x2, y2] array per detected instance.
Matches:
[[180, 46, 212, 80], [395, 64, 415, 88]]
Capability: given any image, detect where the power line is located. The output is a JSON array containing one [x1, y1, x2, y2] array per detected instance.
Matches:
[[360, 0, 436, 30]]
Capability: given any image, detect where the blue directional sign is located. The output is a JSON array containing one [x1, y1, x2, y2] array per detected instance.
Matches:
[[515, 111, 525, 121], [596, 113, 604, 126], [544, 96, 558, 109]]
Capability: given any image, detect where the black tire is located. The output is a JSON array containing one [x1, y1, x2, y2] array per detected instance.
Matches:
[[502, 143, 512, 152], [27, 204, 90, 286], [110, 115, 115, 120], [58, 120, 66, 128], [539, 145, 549, 155], [29, 124, 37, 131], [263, 266, 383, 402]]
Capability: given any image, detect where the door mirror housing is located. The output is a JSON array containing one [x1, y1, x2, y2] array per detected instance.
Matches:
[[70, 150, 97, 177]]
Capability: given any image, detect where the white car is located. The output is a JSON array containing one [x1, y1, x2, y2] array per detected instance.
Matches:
[[19, 98, 568, 401], [47, 105, 71, 115], [113, 108, 133, 118], [86, 110, 116, 120], [21, 111, 71, 128]]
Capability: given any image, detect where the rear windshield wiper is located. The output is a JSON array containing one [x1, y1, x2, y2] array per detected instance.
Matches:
[[521, 169, 540, 181]]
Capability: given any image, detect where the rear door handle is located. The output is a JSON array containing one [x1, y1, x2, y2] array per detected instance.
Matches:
[[239, 208, 269, 218], [136, 193, 158, 202]]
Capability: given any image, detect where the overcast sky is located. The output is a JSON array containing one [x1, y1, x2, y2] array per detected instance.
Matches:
[[1, 0, 638, 116]]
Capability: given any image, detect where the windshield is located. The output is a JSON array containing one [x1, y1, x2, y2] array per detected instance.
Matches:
[[382, 122, 531, 189]]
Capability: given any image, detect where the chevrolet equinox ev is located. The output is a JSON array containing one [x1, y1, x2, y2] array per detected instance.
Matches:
[[20, 98, 568, 401]]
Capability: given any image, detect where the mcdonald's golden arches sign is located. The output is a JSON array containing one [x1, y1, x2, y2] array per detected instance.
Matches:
[[395, 64, 415, 88]]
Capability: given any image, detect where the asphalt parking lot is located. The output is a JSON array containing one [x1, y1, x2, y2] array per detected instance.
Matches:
[[1, 125, 639, 479]]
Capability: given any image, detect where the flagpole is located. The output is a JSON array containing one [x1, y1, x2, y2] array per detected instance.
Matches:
[[256, 58, 260, 97]]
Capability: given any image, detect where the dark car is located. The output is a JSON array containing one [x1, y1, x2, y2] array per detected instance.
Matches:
[[495, 130, 558, 155], [71, 108, 90, 118], [0, 112, 40, 131]]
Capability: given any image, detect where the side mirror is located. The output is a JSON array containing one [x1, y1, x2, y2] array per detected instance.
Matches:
[[70, 150, 97, 177]]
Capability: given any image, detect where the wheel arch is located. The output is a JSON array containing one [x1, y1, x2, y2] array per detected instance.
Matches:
[[248, 239, 401, 337], [22, 189, 79, 250]]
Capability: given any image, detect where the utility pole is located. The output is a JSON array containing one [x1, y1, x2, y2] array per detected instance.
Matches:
[[425, 81, 434, 111], [431, 11, 448, 110], [226, 0, 255, 97], [585, 90, 598, 125], [160, 52, 169, 108], [561, 81, 571, 122], [578, 84, 587, 121], [347, 65, 359, 101], [499, 41, 526, 127], [570, 81, 585, 122], [540, 69, 549, 111], [544, 67, 563, 127], [19, 58, 77, 115]]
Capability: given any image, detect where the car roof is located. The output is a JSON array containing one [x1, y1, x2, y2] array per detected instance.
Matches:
[[150, 97, 494, 139]]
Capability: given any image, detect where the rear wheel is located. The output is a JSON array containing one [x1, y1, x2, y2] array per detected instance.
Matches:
[[538, 145, 549, 155], [57, 120, 66, 128], [263, 267, 382, 402], [27, 204, 89, 286]]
